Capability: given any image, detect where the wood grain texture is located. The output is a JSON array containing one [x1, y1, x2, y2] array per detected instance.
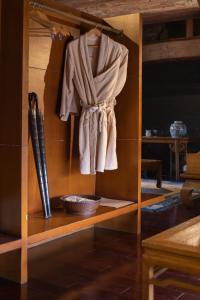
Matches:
[[143, 38, 200, 62], [180, 151, 200, 207], [96, 211, 138, 233], [57, 0, 199, 15], [143, 216, 200, 257], [185, 151, 200, 174], [96, 14, 142, 235], [28, 21, 95, 213], [0, 205, 199, 299], [31, 0, 110, 31], [142, 216, 200, 298], [0, 0, 146, 284], [56, 0, 200, 23], [144, 8, 200, 24], [0, 0, 22, 234], [0, 237, 21, 255], [29, 21, 52, 70], [96, 140, 141, 201], [0, 0, 29, 284], [142, 191, 182, 209], [28, 204, 138, 246], [0, 250, 21, 283], [21, 0, 29, 284]]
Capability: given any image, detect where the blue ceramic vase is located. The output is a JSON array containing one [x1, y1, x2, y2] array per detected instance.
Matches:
[[170, 121, 187, 138]]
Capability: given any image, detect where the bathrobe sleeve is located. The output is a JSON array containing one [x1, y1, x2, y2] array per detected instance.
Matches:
[[114, 47, 129, 97], [60, 45, 80, 121]]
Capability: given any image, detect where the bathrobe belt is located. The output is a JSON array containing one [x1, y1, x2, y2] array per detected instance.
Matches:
[[80, 100, 116, 132]]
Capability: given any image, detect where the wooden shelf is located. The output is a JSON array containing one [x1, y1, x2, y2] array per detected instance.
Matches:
[[141, 191, 179, 208], [28, 203, 138, 246], [0, 233, 21, 254], [141, 193, 165, 208]]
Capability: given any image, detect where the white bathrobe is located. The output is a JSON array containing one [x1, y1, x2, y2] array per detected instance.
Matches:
[[60, 33, 128, 174]]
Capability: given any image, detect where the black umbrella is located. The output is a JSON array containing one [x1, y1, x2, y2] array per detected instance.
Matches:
[[28, 92, 51, 218], [36, 109, 51, 217]]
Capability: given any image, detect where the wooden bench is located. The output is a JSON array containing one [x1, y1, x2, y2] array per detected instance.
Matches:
[[142, 159, 162, 188], [142, 216, 200, 300], [180, 151, 200, 207]]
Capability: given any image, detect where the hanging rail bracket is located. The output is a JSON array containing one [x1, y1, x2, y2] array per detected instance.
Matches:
[[29, 0, 123, 36]]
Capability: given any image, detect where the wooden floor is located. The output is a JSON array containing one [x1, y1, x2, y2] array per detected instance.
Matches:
[[0, 204, 200, 299]]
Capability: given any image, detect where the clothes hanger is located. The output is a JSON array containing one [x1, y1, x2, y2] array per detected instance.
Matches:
[[30, 10, 70, 39], [86, 25, 102, 46], [87, 26, 102, 37]]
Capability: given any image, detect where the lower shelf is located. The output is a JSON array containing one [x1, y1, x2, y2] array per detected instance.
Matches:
[[28, 203, 138, 246], [0, 233, 21, 254], [141, 193, 165, 208], [141, 191, 179, 208]]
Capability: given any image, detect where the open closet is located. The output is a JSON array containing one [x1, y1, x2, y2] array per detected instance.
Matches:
[[0, 0, 143, 283]]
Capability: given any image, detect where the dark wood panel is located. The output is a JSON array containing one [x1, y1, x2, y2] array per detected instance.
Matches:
[[0, 1, 27, 284], [96, 211, 138, 233], [0, 146, 22, 236], [0, 250, 21, 283], [0, 0, 24, 145], [143, 8, 200, 24], [0, 234, 19, 245]]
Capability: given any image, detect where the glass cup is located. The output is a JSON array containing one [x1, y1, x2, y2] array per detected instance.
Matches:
[[145, 130, 151, 137]]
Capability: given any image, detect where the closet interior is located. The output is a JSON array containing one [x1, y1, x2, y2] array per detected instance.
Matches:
[[0, 0, 147, 284]]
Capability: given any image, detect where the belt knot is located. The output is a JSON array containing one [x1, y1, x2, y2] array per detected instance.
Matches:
[[80, 100, 116, 132]]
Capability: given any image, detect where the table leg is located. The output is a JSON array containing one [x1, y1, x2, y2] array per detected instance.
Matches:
[[175, 140, 179, 181], [143, 261, 154, 300], [170, 149, 173, 178], [156, 163, 162, 188]]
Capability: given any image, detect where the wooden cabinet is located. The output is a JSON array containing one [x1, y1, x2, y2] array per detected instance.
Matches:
[[0, 0, 142, 283]]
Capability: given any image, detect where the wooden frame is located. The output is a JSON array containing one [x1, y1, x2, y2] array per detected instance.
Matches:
[[0, 0, 29, 284], [0, 0, 143, 283], [142, 216, 200, 300], [142, 136, 192, 181], [180, 151, 200, 207]]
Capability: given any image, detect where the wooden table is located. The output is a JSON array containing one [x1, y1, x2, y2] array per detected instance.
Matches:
[[142, 216, 200, 300], [142, 136, 192, 180]]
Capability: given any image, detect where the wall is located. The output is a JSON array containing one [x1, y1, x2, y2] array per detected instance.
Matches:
[[0, 0, 24, 236], [143, 59, 200, 176]]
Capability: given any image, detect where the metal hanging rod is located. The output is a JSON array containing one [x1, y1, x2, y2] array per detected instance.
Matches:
[[29, 1, 123, 36]]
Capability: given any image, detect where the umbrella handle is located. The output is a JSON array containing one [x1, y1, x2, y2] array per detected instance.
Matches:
[[29, 92, 39, 110]]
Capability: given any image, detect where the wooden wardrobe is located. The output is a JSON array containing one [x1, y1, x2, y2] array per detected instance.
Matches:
[[0, 0, 142, 283]]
